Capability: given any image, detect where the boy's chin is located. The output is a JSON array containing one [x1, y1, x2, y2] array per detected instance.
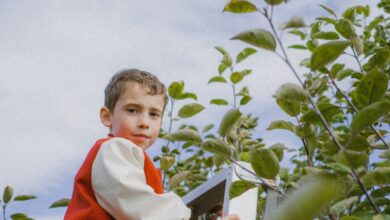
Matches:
[[130, 140, 150, 150]]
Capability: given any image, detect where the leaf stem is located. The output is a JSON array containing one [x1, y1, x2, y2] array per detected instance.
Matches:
[[2, 204, 6, 220], [351, 46, 364, 73], [163, 98, 176, 189], [225, 156, 286, 196], [295, 116, 312, 167], [351, 169, 379, 213]]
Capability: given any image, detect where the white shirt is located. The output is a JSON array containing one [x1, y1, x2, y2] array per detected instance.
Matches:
[[91, 137, 191, 220]]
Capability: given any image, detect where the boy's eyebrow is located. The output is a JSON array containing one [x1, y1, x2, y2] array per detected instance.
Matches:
[[149, 107, 163, 113], [124, 103, 163, 113], [124, 103, 141, 108]]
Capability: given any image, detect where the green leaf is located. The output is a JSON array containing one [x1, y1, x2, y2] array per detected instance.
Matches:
[[178, 103, 205, 118], [160, 156, 175, 171], [213, 154, 225, 167], [250, 148, 280, 179], [264, 0, 284, 5], [354, 68, 389, 106], [210, 99, 229, 106], [316, 17, 337, 25], [335, 19, 357, 39], [208, 76, 227, 84], [218, 108, 242, 137], [239, 96, 251, 105], [336, 69, 354, 81], [371, 186, 390, 197], [202, 124, 214, 133], [236, 47, 257, 63], [169, 171, 190, 190], [346, 135, 370, 151], [319, 4, 337, 18], [306, 39, 319, 51], [49, 198, 70, 208], [201, 138, 232, 157], [229, 180, 256, 199], [363, 47, 390, 71], [178, 92, 197, 101], [239, 152, 251, 162], [215, 46, 233, 71], [271, 174, 343, 220], [3, 186, 13, 204], [288, 44, 307, 50], [342, 7, 356, 22], [310, 21, 321, 36], [230, 72, 244, 84], [279, 16, 306, 30], [266, 120, 295, 133], [312, 31, 340, 40], [363, 5, 370, 17], [13, 195, 37, 201], [269, 143, 288, 161], [380, 149, 390, 159], [330, 196, 359, 216], [367, 16, 384, 33], [218, 63, 228, 75], [164, 129, 202, 145], [334, 150, 368, 169], [10, 213, 32, 220], [274, 83, 307, 117], [223, 0, 258, 13], [330, 63, 345, 78], [288, 30, 306, 40], [351, 101, 390, 135], [301, 103, 341, 124], [238, 86, 249, 96], [350, 36, 364, 56], [326, 162, 352, 175], [168, 81, 184, 99], [310, 41, 349, 70], [361, 167, 390, 188], [231, 29, 276, 51], [308, 78, 325, 93]]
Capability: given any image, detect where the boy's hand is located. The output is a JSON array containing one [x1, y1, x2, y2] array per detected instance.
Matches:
[[221, 214, 240, 220]]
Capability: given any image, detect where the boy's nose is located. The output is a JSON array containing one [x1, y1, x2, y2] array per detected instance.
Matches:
[[137, 114, 150, 129]]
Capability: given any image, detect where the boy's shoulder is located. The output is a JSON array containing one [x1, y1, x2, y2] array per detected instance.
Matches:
[[97, 137, 145, 163]]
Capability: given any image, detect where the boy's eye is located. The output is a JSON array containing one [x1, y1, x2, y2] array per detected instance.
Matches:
[[127, 108, 137, 113], [150, 112, 160, 118]]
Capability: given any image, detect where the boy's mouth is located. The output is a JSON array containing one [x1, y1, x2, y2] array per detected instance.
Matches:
[[132, 134, 150, 140]]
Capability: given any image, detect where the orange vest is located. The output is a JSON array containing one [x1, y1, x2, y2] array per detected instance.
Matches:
[[64, 136, 164, 219]]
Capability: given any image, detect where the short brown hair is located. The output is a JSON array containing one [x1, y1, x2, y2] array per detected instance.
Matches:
[[104, 69, 168, 112]]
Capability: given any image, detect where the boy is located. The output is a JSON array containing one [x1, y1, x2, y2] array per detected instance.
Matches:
[[65, 69, 239, 220]]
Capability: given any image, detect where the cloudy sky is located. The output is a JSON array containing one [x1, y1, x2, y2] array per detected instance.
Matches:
[[0, 0, 381, 219]]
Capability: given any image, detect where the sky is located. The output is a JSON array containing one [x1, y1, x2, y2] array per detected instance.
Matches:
[[0, 0, 382, 219]]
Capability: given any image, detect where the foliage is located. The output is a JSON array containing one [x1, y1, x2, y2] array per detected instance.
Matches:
[[197, 0, 390, 219], [1, 186, 36, 220]]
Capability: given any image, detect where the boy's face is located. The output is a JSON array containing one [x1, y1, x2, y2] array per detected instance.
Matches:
[[101, 81, 164, 150]]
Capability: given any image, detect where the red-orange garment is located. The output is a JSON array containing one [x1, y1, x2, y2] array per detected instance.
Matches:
[[64, 136, 163, 219]]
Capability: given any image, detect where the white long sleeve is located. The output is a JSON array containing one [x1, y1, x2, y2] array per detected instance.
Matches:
[[91, 137, 191, 220]]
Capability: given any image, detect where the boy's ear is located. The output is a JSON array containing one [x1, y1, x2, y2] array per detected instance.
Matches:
[[100, 107, 112, 128]]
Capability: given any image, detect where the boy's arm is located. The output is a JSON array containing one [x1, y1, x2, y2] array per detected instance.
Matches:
[[91, 137, 191, 220]]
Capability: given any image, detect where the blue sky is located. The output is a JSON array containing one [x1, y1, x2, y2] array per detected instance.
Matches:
[[0, 0, 381, 219]]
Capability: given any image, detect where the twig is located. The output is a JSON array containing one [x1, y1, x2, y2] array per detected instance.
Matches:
[[295, 116, 312, 167], [226, 156, 287, 196], [351, 169, 379, 213]]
